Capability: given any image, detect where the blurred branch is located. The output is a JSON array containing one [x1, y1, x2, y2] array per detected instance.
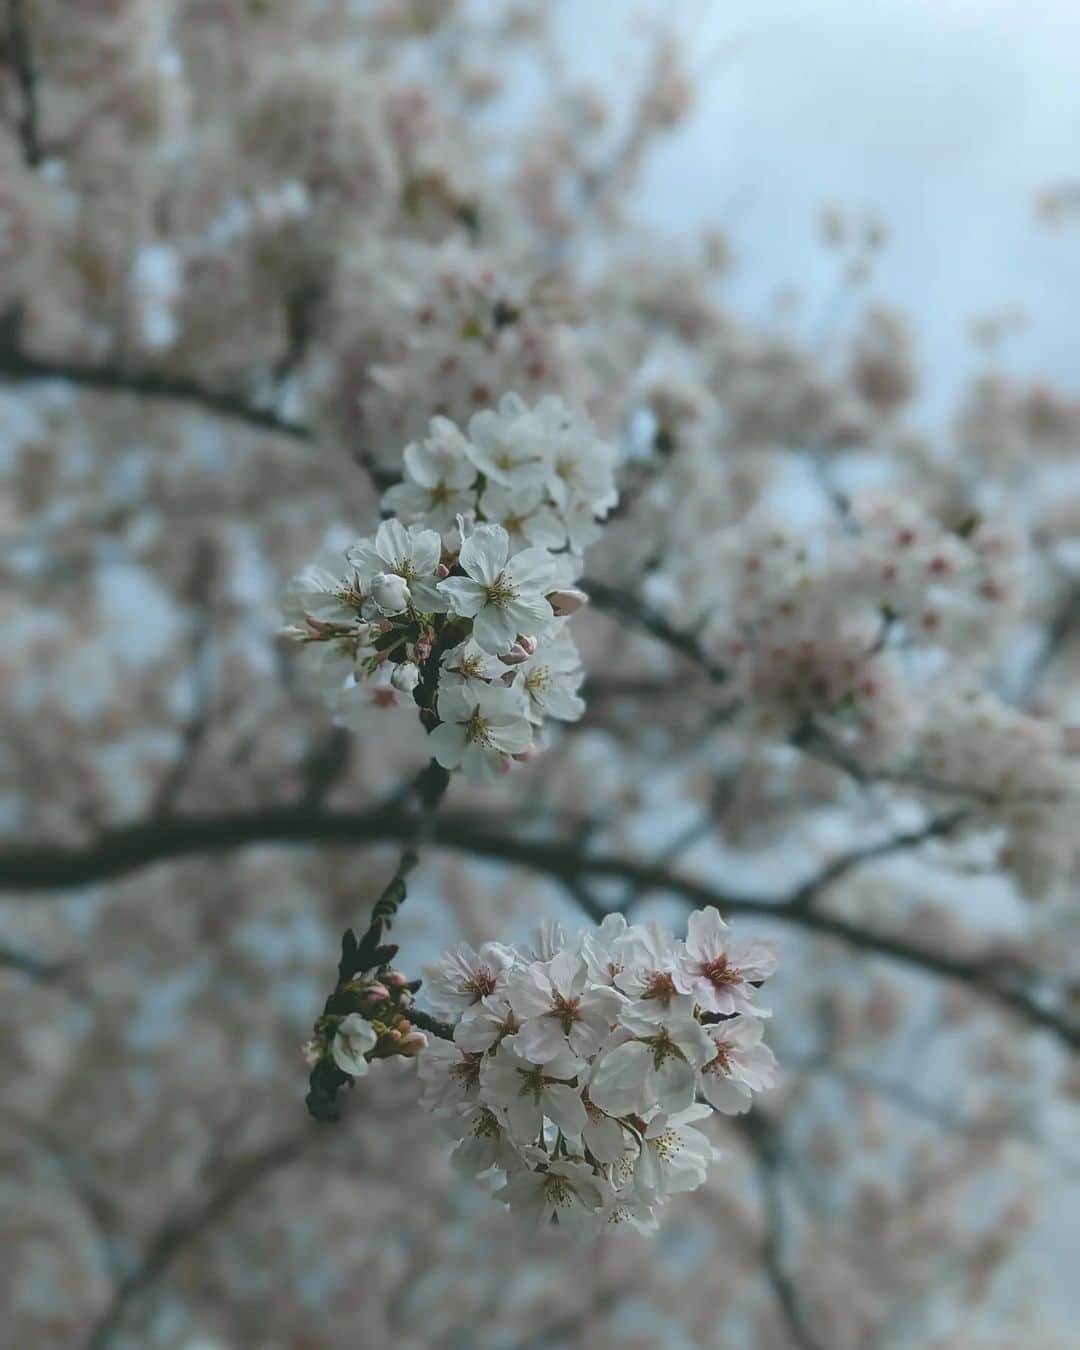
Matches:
[[734, 1114, 825, 1350], [0, 324, 310, 441], [0, 941, 73, 986], [581, 576, 730, 684], [1, 806, 1076, 1049], [151, 540, 218, 818], [787, 811, 967, 912], [4, 0, 42, 166], [82, 1131, 310, 1350]]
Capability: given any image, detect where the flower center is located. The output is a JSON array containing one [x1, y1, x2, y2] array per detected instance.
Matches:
[[485, 575, 515, 608], [700, 956, 740, 989], [464, 710, 492, 745], [450, 1054, 482, 1090], [464, 968, 498, 1000], [548, 991, 582, 1034], [643, 971, 677, 1005], [704, 1042, 733, 1076]]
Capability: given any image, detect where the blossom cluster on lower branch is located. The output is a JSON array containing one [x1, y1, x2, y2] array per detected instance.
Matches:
[[413, 909, 778, 1235]]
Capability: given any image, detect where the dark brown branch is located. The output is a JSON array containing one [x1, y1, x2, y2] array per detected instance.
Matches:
[[0, 340, 310, 441], [735, 1115, 825, 1350], [0, 805, 1075, 1049], [5, 0, 42, 166]]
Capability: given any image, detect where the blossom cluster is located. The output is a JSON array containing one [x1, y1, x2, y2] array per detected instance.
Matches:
[[282, 394, 616, 781], [414, 910, 777, 1234]]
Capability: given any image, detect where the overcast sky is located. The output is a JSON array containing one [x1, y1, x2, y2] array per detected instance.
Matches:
[[559, 0, 1080, 424]]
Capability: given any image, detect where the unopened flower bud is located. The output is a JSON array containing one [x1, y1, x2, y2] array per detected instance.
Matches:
[[384, 970, 409, 987], [499, 644, 529, 666], [364, 982, 391, 1002], [370, 572, 411, 615], [434, 563, 450, 580], [378, 618, 394, 633], [391, 662, 421, 693], [518, 634, 538, 656], [397, 1031, 428, 1056], [547, 588, 588, 616]]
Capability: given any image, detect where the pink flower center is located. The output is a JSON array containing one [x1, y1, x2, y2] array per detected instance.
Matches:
[[643, 971, 677, 1004], [699, 956, 741, 990]]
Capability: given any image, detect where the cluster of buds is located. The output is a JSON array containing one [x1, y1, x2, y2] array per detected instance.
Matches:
[[304, 924, 431, 1122]]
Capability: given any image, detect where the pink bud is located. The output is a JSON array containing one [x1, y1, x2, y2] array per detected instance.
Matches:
[[499, 644, 529, 666], [435, 563, 450, 580], [397, 1032, 428, 1055], [364, 983, 390, 1002], [518, 634, 538, 655], [384, 970, 409, 987], [547, 588, 588, 616]]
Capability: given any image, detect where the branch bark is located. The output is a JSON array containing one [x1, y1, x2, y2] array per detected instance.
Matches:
[[1, 805, 1074, 1049]]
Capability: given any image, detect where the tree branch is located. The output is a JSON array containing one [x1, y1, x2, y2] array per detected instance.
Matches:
[[1, 806, 1074, 1049], [5, 0, 42, 166], [0, 339, 310, 441], [581, 576, 730, 684]]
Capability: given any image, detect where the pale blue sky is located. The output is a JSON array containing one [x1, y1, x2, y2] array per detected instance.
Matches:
[[559, 0, 1080, 423]]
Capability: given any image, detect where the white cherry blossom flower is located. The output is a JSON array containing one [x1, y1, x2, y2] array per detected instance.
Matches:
[[698, 1015, 778, 1114], [479, 481, 565, 550], [517, 629, 586, 723], [438, 523, 557, 654], [479, 1039, 587, 1141], [438, 637, 505, 691], [428, 681, 533, 782], [281, 547, 366, 627], [612, 921, 686, 1018], [449, 1104, 521, 1176], [633, 1104, 721, 1202], [331, 1013, 377, 1076], [421, 941, 515, 1016], [520, 919, 570, 963], [495, 1157, 614, 1233], [347, 519, 446, 614], [381, 417, 478, 540], [453, 995, 520, 1053], [333, 666, 428, 749], [580, 912, 630, 989], [589, 1002, 711, 1117], [507, 948, 624, 1063], [415, 1039, 483, 1111], [674, 907, 777, 1016], [466, 393, 551, 489]]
